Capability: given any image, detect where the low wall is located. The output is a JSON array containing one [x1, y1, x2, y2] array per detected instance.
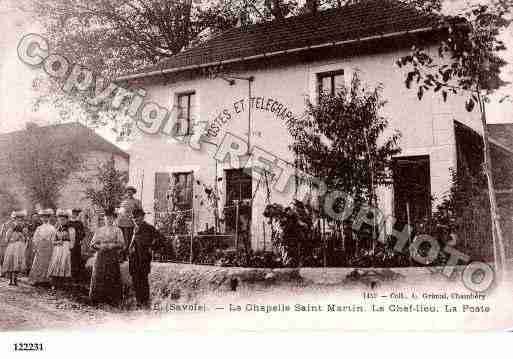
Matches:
[[86, 258, 473, 303]]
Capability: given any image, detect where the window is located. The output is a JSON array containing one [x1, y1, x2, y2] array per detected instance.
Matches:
[[172, 172, 194, 215], [153, 171, 194, 227], [317, 69, 344, 97], [176, 92, 196, 136], [154, 172, 171, 228]]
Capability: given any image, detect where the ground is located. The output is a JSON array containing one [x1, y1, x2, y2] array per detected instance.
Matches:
[[0, 279, 117, 331], [1, 263, 513, 331]]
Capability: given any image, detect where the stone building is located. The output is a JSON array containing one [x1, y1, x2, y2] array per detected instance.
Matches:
[[118, 0, 513, 257]]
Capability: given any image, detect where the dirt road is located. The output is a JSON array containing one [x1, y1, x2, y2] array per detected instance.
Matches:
[[0, 278, 121, 331], [2, 266, 513, 332]]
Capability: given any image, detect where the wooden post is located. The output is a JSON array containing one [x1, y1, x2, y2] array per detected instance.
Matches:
[[262, 220, 266, 252], [235, 200, 239, 249], [139, 170, 145, 203], [190, 208, 194, 264], [323, 218, 327, 268], [406, 202, 412, 266], [247, 79, 252, 154]]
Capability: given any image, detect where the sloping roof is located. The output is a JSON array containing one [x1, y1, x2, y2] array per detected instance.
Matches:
[[119, 0, 442, 81], [488, 123, 513, 152], [0, 122, 129, 159]]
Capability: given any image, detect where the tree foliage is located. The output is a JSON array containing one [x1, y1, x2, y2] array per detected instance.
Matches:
[[432, 168, 492, 261], [396, 1, 512, 269], [396, 1, 511, 108], [263, 200, 319, 266], [287, 72, 401, 206], [0, 188, 20, 221], [7, 123, 83, 209], [83, 155, 129, 210], [22, 0, 443, 138], [21, 0, 239, 137], [24, 0, 237, 77]]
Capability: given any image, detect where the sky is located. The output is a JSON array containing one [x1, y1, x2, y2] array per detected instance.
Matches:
[[0, 1, 117, 144], [0, 0, 512, 145]]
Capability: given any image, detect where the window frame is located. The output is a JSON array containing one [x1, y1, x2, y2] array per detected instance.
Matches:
[[224, 168, 252, 234], [175, 91, 196, 136], [317, 69, 345, 97], [171, 171, 194, 212]]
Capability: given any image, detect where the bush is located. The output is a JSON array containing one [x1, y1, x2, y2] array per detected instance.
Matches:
[[263, 200, 319, 267]]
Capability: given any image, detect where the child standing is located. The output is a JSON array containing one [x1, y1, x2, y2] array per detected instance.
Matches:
[[1, 224, 27, 286]]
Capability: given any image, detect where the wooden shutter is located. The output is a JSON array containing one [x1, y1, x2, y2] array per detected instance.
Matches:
[[154, 172, 171, 224]]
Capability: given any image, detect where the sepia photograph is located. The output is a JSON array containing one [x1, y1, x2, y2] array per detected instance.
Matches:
[[1, 0, 513, 347]]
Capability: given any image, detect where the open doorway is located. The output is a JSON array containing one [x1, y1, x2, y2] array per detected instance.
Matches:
[[224, 168, 252, 250], [393, 155, 431, 230]]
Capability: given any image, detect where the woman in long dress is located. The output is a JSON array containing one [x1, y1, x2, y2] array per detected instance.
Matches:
[[1, 224, 27, 285], [29, 209, 56, 285], [25, 213, 42, 275], [0, 213, 15, 268], [47, 209, 75, 288], [89, 207, 124, 306]]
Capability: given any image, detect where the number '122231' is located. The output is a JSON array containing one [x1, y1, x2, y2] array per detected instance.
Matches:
[[14, 343, 44, 351]]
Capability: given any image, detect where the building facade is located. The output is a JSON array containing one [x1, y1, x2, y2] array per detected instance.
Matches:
[[121, 1, 505, 251]]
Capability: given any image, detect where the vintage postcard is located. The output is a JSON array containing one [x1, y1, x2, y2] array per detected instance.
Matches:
[[1, 0, 513, 343]]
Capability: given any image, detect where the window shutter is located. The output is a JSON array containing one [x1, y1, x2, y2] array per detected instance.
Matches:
[[186, 171, 194, 207], [154, 172, 170, 222]]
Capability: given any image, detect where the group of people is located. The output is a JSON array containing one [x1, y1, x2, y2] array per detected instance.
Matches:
[[0, 186, 165, 309], [0, 208, 85, 287]]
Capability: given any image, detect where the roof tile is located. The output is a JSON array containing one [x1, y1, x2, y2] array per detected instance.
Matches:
[[122, 0, 441, 79]]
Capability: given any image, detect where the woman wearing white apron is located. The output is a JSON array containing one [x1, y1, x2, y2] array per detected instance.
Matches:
[[29, 209, 56, 285], [47, 209, 75, 288], [1, 222, 27, 286]]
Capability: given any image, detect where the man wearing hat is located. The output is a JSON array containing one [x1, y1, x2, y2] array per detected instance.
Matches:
[[128, 208, 164, 308], [118, 186, 142, 261], [68, 208, 85, 282]]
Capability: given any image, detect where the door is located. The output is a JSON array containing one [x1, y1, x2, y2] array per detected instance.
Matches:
[[393, 155, 431, 230], [224, 168, 252, 248]]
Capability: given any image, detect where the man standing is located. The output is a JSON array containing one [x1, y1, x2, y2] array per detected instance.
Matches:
[[68, 208, 85, 283], [128, 208, 164, 309], [118, 186, 142, 261]]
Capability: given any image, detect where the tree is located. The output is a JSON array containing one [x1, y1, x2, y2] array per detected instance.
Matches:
[[21, 0, 239, 138], [24, 0, 237, 78], [7, 123, 83, 209], [286, 73, 401, 264], [0, 188, 19, 221], [22, 0, 443, 139], [433, 168, 492, 261], [83, 155, 129, 210], [396, 0, 512, 278], [287, 73, 401, 206]]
